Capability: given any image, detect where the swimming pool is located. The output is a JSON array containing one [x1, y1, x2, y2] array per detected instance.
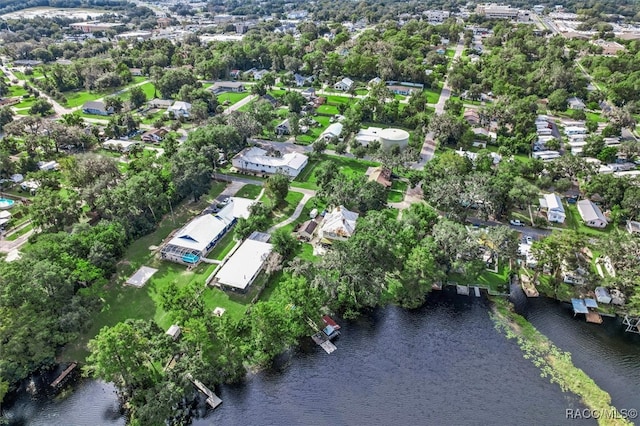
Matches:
[[0, 198, 15, 210]]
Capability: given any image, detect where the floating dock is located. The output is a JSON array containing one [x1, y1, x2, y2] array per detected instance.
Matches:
[[310, 316, 341, 354], [473, 286, 480, 297], [456, 285, 469, 296], [190, 377, 222, 409], [571, 298, 602, 324], [50, 362, 77, 387]]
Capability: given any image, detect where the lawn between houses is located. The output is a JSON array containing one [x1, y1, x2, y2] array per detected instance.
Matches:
[[60, 181, 309, 362], [59, 182, 244, 362], [293, 154, 379, 190]]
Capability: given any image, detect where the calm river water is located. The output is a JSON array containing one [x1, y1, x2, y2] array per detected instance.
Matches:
[[4, 288, 638, 425]]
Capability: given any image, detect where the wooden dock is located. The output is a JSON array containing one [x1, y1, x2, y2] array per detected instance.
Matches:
[[50, 362, 77, 387], [586, 311, 603, 324], [190, 377, 222, 409], [473, 286, 480, 297]]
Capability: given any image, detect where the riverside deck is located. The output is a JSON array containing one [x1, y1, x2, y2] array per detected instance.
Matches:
[[50, 362, 77, 387], [190, 377, 222, 409]]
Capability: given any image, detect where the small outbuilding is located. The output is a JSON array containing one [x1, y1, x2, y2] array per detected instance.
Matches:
[[166, 325, 181, 340]]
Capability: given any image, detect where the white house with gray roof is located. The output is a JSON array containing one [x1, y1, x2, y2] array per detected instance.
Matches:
[[576, 199, 607, 228], [232, 147, 308, 178]]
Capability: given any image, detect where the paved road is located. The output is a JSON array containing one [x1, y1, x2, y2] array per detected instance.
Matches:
[[411, 39, 465, 170], [467, 217, 552, 240], [2, 65, 72, 116]]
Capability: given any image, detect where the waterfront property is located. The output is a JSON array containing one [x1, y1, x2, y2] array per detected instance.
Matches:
[[160, 199, 253, 265], [539, 193, 566, 223], [211, 235, 273, 293], [319, 205, 359, 241], [232, 146, 308, 178], [571, 298, 602, 324]]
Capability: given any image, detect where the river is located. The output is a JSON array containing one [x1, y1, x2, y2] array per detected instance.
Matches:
[[4, 288, 638, 425]]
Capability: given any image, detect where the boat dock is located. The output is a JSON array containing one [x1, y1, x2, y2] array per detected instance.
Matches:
[[473, 286, 480, 297], [571, 298, 602, 324], [50, 362, 77, 387], [309, 316, 340, 354], [456, 285, 469, 296], [623, 315, 640, 334], [190, 377, 222, 409]]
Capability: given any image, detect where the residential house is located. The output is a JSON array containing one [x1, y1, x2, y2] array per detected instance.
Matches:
[[334, 77, 354, 91], [368, 77, 383, 87], [463, 109, 481, 126], [275, 119, 291, 136], [148, 99, 173, 109], [210, 81, 245, 95], [567, 97, 585, 110], [539, 193, 566, 223], [212, 236, 273, 293], [102, 139, 140, 153], [160, 206, 237, 265], [387, 85, 417, 96], [252, 69, 269, 80], [576, 199, 607, 228], [261, 94, 279, 107], [301, 87, 316, 99], [231, 146, 308, 178], [320, 206, 359, 241], [367, 167, 392, 188], [38, 161, 59, 171], [293, 73, 314, 87], [625, 220, 640, 235], [320, 123, 343, 141], [82, 101, 113, 116], [167, 101, 192, 118], [229, 69, 241, 79], [129, 68, 143, 76], [142, 127, 168, 143]]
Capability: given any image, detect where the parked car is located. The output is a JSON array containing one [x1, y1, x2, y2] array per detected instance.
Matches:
[[509, 219, 525, 227]]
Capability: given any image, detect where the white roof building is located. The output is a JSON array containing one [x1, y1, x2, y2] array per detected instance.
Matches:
[[213, 238, 273, 292], [320, 123, 343, 141], [320, 205, 359, 240], [334, 77, 354, 91], [167, 101, 192, 118], [232, 147, 308, 178], [576, 199, 607, 228], [539, 193, 565, 223], [102, 139, 140, 152], [355, 127, 409, 149]]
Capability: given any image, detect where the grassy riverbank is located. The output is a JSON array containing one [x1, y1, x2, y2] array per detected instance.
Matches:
[[490, 298, 632, 426]]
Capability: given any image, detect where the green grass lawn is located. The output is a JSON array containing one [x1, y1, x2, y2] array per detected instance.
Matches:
[[64, 90, 109, 108], [383, 207, 399, 220], [9, 85, 28, 97], [449, 262, 511, 293], [217, 91, 250, 106], [355, 89, 368, 96], [387, 190, 404, 203], [140, 110, 165, 125], [424, 84, 442, 104], [296, 115, 331, 144], [292, 154, 378, 190], [585, 111, 607, 123], [206, 231, 238, 261], [59, 182, 232, 362], [325, 94, 355, 105], [13, 96, 38, 109], [235, 184, 263, 199], [6, 223, 33, 241], [564, 203, 613, 237], [278, 196, 326, 234], [120, 82, 156, 101], [446, 49, 455, 58], [536, 275, 575, 302], [238, 100, 255, 112], [268, 191, 304, 227], [391, 180, 408, 192], [316, 104, 340, 115]]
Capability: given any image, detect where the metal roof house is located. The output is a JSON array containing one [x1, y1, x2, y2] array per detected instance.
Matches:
[[320, 205, 359, 241], [232, 147, 308, 178], [212, 237, 273, 293], [159, 198, 253, 265], [539, 193, 565, 223], [576, 199, 607, 228]]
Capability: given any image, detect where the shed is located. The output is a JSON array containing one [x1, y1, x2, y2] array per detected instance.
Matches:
[[166, 324, 181, 340], [594, 287, 611, 304], [571, 298, 588, 314]]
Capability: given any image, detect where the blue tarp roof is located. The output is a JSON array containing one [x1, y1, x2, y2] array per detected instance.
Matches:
[[571, 298, 588, 314], [584, 298, 599, 309], [323, 325, 335, 336]]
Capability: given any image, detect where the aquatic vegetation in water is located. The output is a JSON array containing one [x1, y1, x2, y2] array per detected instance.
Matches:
[[490, 298, 632, 426]]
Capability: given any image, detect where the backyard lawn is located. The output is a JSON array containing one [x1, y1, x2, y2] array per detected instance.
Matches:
[[564, 203, 613, 237], [296, 114, 331, 144], [449, 262, 511, 294], [235, 184, 263, 199], [293, 154, 379, 190], [424, 84, 442, 104], [217, 91, 250, 106], [59, 182, 235, 362]]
